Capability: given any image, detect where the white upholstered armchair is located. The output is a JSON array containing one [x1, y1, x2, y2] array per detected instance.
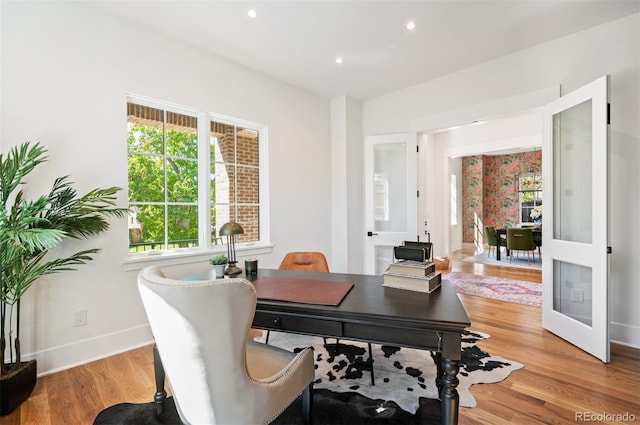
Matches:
[[137, 266, 315, 425]]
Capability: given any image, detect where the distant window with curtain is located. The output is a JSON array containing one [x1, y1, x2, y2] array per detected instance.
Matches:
[[518, 173, 542, 224]]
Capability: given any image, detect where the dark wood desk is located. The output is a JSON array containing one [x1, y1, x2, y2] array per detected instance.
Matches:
[[154, 268, 470, 425], [495, 228, 542, 261]]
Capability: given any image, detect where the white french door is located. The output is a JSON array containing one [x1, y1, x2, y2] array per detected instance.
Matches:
[[542, 75, 610, 362], [364, 134, 417, 275]]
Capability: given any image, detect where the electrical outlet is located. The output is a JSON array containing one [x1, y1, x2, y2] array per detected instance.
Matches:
[[571, 289, 584, 304], [74, 309, 87, 327]]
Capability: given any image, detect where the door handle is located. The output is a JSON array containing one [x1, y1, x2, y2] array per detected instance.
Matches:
[[367, 231, 378, 237]]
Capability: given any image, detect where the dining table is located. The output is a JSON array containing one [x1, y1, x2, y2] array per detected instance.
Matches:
[[495, 227, 542, 261]]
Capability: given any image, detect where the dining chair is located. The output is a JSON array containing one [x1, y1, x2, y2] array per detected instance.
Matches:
[[137, 266, 315, 425], [506, 228, 537, 265], [532, 230, 542, 258], [484, 226, 498, 258]]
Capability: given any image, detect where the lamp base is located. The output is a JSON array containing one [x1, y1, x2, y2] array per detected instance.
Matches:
[[225, 262, 243, 276]]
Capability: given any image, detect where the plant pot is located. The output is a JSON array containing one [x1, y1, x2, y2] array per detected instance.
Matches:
[[0, 359, 37, 416], [214, 264, 226, 278]]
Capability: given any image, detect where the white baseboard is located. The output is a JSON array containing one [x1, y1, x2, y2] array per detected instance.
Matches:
[[611, 321, 640, 350], [29, 324, 153, 377]]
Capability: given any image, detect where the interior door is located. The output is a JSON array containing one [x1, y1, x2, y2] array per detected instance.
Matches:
[[364, 134, 417, 275], [542, 75, 610, 362]]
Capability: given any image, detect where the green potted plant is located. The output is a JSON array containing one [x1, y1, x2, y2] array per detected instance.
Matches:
[[0, 142, 128, 415], [209, 254, 228, 278]]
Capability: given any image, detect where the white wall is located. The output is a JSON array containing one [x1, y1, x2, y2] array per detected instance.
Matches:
[[1, 2, 331, 374], [448, 157, 463, 252], [362, 14, 640, 347], [330, 96, 364, 273]]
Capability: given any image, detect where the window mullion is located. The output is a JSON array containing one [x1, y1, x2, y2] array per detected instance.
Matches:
[[233, 125, 238, 221], [198, 113, 211, 249], [163, 109, 169, 249]]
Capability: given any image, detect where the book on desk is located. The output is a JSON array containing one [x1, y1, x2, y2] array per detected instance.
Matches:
[[388, 260, 436, 277], [383, 261, 441, 293]]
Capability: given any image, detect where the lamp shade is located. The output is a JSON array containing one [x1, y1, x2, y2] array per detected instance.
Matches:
[[219, 222, 244, 236]]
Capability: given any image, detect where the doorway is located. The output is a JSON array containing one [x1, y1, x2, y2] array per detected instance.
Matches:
[[412, 86, 559, 258], [418, 110, 544, 260]]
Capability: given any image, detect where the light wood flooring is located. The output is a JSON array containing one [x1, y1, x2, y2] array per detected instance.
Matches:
[[1, 249, 638, 425]]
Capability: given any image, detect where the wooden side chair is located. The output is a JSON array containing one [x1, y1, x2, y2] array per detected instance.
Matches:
[[506, 228, 537, 265]]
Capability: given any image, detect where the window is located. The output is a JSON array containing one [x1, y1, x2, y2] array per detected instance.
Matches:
[[210, 120, 260, 245], [127, 97, 264, 254], [518, 173, 542, 224]]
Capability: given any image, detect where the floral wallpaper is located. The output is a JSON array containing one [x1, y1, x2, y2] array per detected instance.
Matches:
[[462, 151, 541, 243], [462, 155, 483, 244]]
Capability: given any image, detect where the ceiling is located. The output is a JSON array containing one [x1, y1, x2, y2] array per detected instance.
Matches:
[[97, 1, 639, 101]]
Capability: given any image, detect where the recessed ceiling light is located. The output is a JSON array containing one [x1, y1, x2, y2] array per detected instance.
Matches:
[[248, 9, 257, 18], [406, 21, 416, 30], [335, 57, 344, 64]]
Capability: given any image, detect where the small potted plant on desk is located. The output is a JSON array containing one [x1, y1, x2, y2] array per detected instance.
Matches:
[[209, 254, 228, 278]]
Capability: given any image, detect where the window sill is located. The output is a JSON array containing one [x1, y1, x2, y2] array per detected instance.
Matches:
[[123, 242, 274, 272]]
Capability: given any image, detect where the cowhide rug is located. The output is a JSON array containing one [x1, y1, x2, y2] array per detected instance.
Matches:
[[94, 390, 444, 424], [256, 329, 523, 414]]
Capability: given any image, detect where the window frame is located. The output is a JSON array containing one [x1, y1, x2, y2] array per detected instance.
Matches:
[[124, 95, 271, 270], [518, 172, 542, 224]]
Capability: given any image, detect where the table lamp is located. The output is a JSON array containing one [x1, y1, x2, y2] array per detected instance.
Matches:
[[219, 221, 244, 276]]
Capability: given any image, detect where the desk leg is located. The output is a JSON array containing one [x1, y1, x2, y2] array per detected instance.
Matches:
[[153, 343, 167, 415], [441, 357, 460, 425], [432, 351, 443, 395]]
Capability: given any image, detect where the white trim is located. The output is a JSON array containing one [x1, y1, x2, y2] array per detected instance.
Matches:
[[29, 325, 153, 377], [443, 134, 541, 159], [611, 321, 640, 350], [409, 85, 560, 133], [122, 242, 274, 272]]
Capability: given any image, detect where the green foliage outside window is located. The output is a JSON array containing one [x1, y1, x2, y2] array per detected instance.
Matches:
[[128, 123, 204, 250]]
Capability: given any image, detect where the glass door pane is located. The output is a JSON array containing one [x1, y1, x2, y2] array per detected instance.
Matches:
[[374, 143, 408, 232], [553, 260, 592, 326], [552, 100, 592, 244]]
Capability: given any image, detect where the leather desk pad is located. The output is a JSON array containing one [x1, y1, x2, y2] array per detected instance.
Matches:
[[252, 277, 354, 306]]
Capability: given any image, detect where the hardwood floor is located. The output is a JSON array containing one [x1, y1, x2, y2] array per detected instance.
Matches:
[[1, 250, 638, 425]]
